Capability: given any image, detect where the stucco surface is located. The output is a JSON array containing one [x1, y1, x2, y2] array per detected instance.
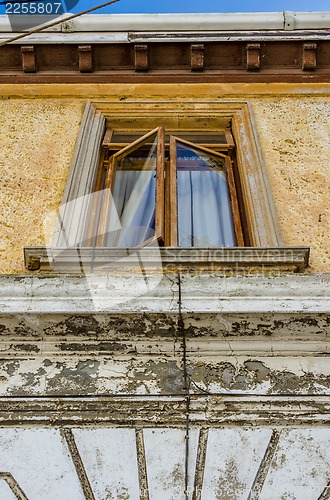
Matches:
[[0, 94, 329, 274], [0, 427, 330, 499], [0, 99, 85, 274], [252, 98, 330, 273]]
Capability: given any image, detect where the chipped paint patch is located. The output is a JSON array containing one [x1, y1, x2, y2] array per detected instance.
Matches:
[[188, 358, 330, 395]]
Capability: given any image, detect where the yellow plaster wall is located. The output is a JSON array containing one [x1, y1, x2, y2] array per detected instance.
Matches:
[[0, 90, 329, 274], [251, 98, 330, 273], [0, 99, 85, 274]]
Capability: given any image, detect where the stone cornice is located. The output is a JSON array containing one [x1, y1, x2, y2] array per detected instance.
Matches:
[[0, 273, 328, 315]]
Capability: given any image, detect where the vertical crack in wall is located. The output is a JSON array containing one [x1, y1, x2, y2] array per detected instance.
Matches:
[[247, 429, 281, 500], [61, 429, 95, 500], [135, 429, 150, 500], [178, 271, 190, 500]]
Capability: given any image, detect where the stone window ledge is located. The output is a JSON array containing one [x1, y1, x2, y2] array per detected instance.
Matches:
[[24, 246, 310, 273]]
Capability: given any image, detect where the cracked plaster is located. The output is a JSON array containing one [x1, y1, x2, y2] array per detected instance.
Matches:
[[251, 97, 330, 273], [0, 99, 85, 274]]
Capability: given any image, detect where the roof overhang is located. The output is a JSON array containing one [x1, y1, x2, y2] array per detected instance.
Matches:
[[0, 12, 329, 83], [1, 12, 330, 35]]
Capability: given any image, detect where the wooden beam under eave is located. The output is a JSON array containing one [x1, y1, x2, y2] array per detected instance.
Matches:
[[134, 44, 149, 71], [191, 44, 204, 72], [246, 43, 261, 71], [21, 46, 37, 73], [78, 45, 93, 73], [302, 43, 317, 71]]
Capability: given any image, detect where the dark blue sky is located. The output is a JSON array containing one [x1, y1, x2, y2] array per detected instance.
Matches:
[[75, 0, 330, 13], [0, 0, 329, 15]]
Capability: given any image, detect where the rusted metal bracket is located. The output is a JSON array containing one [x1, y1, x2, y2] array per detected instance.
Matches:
[[246, 43, 261, 71], [78, 45, 93, 73], [302, 43, 317, 70], [21, 45, 38, 73], [191, 44, 204, 71], [134, 44, 149, 71]]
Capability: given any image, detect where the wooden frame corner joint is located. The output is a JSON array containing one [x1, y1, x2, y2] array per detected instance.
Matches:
[[78, 45, 93, 73], [191, 44, 204, 72], [246, 43, 261, 71], [302, 43, 317, 71], [134, 44, 149, 72], [21, 45, 38, 73]]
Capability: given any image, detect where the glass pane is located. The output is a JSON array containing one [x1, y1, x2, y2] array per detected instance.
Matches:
[[176, 143, 236, 247], [169, 131, 227, 144], [104, 135, 158, 247], [111, 130, 227, 146]]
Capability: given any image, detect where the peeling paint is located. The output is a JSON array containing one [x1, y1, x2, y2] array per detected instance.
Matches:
[[188, 358, 330, 394]]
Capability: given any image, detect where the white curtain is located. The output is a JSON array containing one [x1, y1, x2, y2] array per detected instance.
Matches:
[[101, 138, 236, 248], [177, 169, 236, 247], [104, 139, 157, 247], [106, 170, 156, 246]]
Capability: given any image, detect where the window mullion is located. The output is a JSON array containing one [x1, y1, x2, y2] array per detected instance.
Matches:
[[169, 136, 178, 246], [155, 126, 165, 245], [96, 155, 115, 246], [224, 127, 235, 148], [102, 128, 114, 149], [225, 156, 245, 246], [83, 148, 107, 245]]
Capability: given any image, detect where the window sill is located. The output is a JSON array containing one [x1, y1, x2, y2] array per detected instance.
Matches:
[[24, 246, 310, 274]]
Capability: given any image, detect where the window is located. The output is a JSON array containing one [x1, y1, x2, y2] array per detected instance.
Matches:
[[24, 100, 310, 272], [85, 126, 244, 248]]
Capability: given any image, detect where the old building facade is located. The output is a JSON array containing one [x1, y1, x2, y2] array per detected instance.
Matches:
[[0, 11, 330, 499]]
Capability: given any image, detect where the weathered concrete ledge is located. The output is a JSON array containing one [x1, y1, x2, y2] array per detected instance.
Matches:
[[0, 273, 329, 399], [0, 273, 328, 315]]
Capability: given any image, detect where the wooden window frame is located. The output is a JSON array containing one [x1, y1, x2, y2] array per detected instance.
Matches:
[[168, 136, 244, 247], [24, 100, 311, 273], [96, 127, 165, 247], [95, 127, 243, 249], [49, 100, 283, 249]]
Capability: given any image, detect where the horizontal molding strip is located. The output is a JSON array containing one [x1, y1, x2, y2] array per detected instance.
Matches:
[[1, 31, 330, 44], [0, 83, 329, 97], [0, 395, 329, 426], [0, 338, 328, 358]]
